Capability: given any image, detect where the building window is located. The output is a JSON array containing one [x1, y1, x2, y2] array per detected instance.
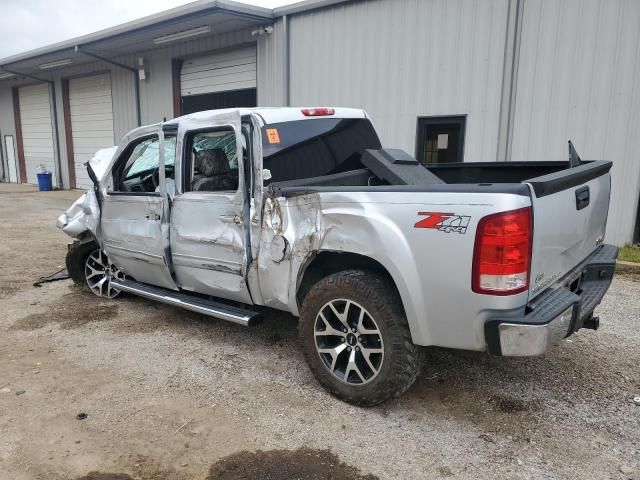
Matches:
[[416, 116, 466, 164]]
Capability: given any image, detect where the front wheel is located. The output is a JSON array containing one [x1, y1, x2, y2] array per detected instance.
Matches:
[[299, 270, 423, 406], [66, 241, 125, 299]]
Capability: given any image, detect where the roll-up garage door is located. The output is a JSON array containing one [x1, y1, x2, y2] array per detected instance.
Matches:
[[69, 73, 115, 189], [18, 84, 56, 186], [180, 46, 257, 115]]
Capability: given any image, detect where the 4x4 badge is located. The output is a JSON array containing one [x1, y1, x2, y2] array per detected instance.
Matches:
[[415, 212, 471, 234]]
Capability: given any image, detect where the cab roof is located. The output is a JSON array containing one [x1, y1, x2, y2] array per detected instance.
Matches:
[[165, 107, 368, 127]]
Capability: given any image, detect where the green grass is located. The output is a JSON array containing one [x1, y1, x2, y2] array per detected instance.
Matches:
[[618, 244, 640, 263]]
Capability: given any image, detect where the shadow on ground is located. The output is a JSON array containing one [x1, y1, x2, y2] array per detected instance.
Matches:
[[75, 448, 378, 480]]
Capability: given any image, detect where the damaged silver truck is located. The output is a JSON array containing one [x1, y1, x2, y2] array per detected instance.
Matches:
[[57, 107, 617, 406]]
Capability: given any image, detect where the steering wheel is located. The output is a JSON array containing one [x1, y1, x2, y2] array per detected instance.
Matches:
[[151, 167, 160, 189]]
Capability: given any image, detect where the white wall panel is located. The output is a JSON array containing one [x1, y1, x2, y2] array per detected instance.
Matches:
[[18, 84, 56, 186], [288, 0, 510, 162], [511, 0, 640, 244], [139, 29, 256, 124], [111, 68, 138, 142], [257, 17, 287, 106], [69, 74, 115, 189]]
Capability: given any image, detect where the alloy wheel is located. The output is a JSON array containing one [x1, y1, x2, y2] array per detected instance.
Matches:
[[314, 299, 384, 385], [84, 249, 125, 298]]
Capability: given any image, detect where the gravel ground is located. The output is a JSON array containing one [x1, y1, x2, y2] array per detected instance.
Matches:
[[0, 184, 639, 479]]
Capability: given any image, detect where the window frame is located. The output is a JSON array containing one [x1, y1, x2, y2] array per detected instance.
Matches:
[[109, 134, 162, 197], [415, 115, 467, 165], [181, 126, 242, 195], [259, 118, 382, 184]]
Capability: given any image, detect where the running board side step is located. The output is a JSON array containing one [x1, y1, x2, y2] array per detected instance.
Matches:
[[110, 279, 261, 327]]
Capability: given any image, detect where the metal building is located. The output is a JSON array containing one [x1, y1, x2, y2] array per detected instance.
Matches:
[[0, 0, 638, 245]]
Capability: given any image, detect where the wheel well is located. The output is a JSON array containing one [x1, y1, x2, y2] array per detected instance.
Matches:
[[297, 251, 401, 308]]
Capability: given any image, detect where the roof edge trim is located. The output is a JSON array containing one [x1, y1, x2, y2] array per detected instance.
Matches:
[[0, 0, 273, 66]]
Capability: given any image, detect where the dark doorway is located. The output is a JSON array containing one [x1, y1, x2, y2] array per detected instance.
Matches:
[[416, 116, 466, 164], [181, 88, 257, 115]]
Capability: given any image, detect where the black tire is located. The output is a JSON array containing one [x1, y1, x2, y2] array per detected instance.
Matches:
[[66, 240, 99, 287], [299, 269, 424, 407]]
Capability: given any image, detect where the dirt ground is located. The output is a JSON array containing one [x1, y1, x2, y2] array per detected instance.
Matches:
[[0, 184, 639, 480]]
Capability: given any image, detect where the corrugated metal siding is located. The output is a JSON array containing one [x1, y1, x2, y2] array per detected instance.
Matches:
[[111, 68, 137, 142], [69, 73, 115, 189], [139, 29, 256, 124], [257, 17, 287, 106], [510, 0, 640, 245], [180, 46, 256, 96], [18, 84, 57, 186], [287, 0, 510, 162]]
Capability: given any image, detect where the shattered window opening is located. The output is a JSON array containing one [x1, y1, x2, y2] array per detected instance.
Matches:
[[186, 129, 240, 193], [112, 135, 176, 194]]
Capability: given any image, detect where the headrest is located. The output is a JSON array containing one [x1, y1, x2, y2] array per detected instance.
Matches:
[[195, 148, 230, 176]]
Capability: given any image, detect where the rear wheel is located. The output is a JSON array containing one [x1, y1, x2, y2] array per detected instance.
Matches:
[[66, 241, 124, 298], [299, 270, 423, 406]]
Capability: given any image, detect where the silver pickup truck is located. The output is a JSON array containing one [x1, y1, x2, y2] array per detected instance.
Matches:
[[57, 107, 617, 406]]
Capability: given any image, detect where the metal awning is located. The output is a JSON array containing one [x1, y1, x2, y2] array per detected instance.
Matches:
[[0, 0, 273, 82]]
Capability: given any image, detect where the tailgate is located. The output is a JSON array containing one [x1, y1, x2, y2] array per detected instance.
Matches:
[[526, 161, 612, 299]]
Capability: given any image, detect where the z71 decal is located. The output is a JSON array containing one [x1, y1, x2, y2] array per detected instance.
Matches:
[[414, 212, 471, 234]]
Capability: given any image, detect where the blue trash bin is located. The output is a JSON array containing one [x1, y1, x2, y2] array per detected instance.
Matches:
[[37, 172, 53, 191]]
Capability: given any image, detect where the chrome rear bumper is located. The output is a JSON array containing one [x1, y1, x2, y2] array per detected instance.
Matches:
[[485, 244, 617, 357]]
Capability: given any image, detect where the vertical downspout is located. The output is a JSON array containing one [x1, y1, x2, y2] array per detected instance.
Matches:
[[506, 0, 524, 162], [48, 81, 64, 188], [496, 0, 523, 162], [0, 124, 4, 182], [133, 70, 141, 126], [282, 15, 291, 106]]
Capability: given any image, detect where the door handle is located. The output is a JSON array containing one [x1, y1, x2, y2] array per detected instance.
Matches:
[[575, 186, 590, 211], [219, 214, 242, 225], [145, 213, 161, 221]]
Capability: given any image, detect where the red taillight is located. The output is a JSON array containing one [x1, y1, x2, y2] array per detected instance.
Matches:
[[301, 107, 335, 117], [472, 207, 532, 295]]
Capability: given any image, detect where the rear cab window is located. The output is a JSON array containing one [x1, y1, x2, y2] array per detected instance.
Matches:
[[183, 129, 240, 193], [261, 118, 381, 184]]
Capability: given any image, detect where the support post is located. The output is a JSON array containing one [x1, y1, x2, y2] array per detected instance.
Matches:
[[496, 0, 523, 162]]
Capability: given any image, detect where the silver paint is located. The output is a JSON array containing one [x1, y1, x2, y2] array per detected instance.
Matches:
[[57, 108, 611, 354]]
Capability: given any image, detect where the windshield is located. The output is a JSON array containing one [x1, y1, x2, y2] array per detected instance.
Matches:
[[261, 118, 381, 183], [127, 136, 176, 177]]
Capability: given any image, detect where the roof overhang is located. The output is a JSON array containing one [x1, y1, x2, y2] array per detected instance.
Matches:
[[0, 0, 273, 83], [274, 0, 352, 16], [0, 0, 358, 85]]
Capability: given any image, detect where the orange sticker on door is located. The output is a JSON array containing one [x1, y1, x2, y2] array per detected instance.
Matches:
[[266, 128, 281, 144]]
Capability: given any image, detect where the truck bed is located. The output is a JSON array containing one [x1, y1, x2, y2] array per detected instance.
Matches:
[[270, 158, 608, 196], [270, 153, 612, 308]]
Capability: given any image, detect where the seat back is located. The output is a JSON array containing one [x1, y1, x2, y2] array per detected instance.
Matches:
[[192, 148, 237, 192]]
